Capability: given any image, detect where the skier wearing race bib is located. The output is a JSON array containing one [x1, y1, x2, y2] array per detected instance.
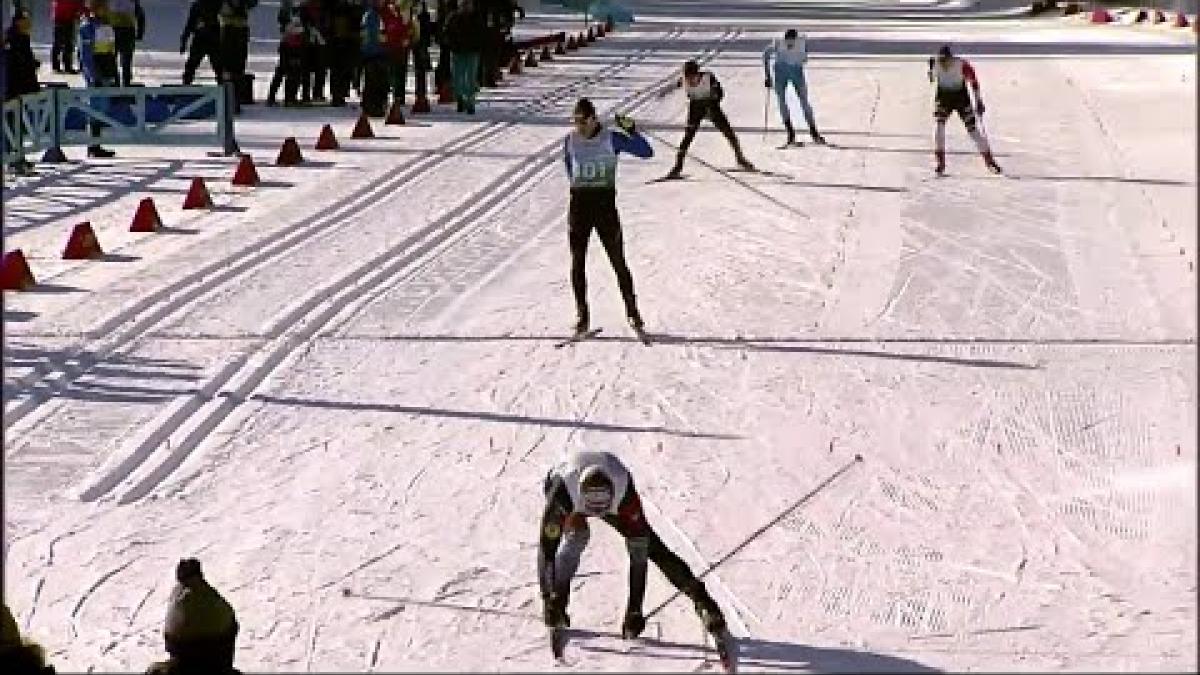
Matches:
[[762, 28, 826, 147], [929, 43, 1002, 175], [563, 98, 653, 337], [662, 59, 754, 179], [538, 450, 734, 666]]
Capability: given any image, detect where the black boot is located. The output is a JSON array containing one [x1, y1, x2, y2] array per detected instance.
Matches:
[[809, 125, 827, 145], [665, 154, 684, 179], [88, 145, 116, 158], [783, 120, 796, 146], [574, 309, 589, 335]]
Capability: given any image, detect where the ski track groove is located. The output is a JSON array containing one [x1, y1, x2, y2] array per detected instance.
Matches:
[[2, 26, 690, 432], [71, 28, 742, 505]]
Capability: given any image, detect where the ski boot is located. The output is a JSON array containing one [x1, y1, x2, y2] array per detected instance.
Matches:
[[809, 126, 828, 145], [982, 151, 1003, 174], [695, 599, 737, 672], [782, 122, 798, 147], [573, 311, 590, 337], [621, 610, 646, 639], [664, 154, 685, 180], [934, 150, 946, 176], [735, 155, 756, 172]]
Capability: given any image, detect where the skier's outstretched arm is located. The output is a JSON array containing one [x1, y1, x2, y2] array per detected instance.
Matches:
[[611, 122, 653, 158], [537, 477, 571, 622]]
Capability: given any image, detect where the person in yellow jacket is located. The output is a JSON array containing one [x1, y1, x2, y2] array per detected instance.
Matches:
[[147, 558, 240, 675], [105, 0, 143, 86]]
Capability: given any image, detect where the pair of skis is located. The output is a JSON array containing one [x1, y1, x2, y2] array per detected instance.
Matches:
[[550, 624, 738, 672], [554, 326, 652, 348]]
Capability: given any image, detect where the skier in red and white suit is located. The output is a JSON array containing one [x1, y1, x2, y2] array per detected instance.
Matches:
[[928, 44, 1002, 175]]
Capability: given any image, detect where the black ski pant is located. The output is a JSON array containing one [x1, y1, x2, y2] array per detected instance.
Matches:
[[182, 31, 222, 85], [568, 188, 639, 323], [114, 25, 137, 86], [52, 21, 76, 71], [219, 25, 250, 84], [675, 99, 746, 169]]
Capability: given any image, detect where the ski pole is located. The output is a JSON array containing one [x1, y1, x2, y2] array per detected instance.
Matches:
[[762, 87, 769, 141], [644, 453, 865, 620]]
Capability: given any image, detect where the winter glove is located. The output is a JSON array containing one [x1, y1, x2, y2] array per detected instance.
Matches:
[[621, 611, 646, 639], [614, 113, 636, 133], [974, 99, 986, 115], [764, 76, 772, 88]]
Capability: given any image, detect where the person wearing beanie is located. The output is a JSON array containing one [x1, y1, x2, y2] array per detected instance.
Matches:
[[927, 43, 1002, 175], [762, 28, 826, 147], [149, 558, 240, 675]]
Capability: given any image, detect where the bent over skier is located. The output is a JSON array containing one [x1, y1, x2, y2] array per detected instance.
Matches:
[[763, 28, 826, 146], [563, 98, 653, 338], [928, 44, 1001, 175], [662, 59, 754, 178], [538, 450, 735, 666]]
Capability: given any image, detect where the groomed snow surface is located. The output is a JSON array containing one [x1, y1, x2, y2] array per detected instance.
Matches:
[[3, 0, 1197, 672]]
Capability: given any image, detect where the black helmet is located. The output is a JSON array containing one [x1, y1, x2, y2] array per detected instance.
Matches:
[[682, 60, 700, 76], [784, 29, 798, 40]]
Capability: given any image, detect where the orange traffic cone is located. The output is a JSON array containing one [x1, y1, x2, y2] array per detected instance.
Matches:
[[316, 124, 339, 150], [386, 100, 406, 125], [129, 197, 162, 232], [232, 154, 260, 186], [412, 92, 432, 114], [277, 137, 304, 166], [63, 222, 105, 258], [183, 177, 213, 209], [352, 112, 375, 138], [0, 250, 36, 290]]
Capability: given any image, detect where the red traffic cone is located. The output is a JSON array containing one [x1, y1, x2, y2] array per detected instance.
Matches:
[[1174, 11, 1190, 27], [1090, 8, 1112, 22], [316, 124, 339, 150], [0, 250, 36, 290], [411, 92, 432, 114], [524, 49, 538, 67], [277, 137, 304, 166], [386, 100, 406, 125], [129, 197, 162, 232], [509, 54, 522, 75], [232, 154, 260, 186], [437, 81, 455, 103], [63, 221, 105, 258], [352, 112, 375, 138], [183, 177, 213, 209]]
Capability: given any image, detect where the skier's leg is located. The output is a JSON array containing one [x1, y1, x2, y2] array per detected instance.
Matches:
[[182, 45, 204, 85], [960, 105, 998, 170], [671, 103, 706, 175], [711, 104, 751, 167], [568, 193, 594, 330], [643, 528, 727, 632], [794, 69, 824, 143], [773, 69, 792, 135], [932, 99, 950, 172], [594, 201, 641, 326]]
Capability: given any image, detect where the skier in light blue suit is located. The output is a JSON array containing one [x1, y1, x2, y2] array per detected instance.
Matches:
[[762, 28, 826, 146]]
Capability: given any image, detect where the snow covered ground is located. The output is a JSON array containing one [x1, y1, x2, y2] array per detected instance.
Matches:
[[3, 1, 1196, 672]]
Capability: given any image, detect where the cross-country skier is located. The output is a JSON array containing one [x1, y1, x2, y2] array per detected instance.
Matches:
[[662, 59, 754, 179], [928, 44, 1001, 175], [763, 28, 826, 147], [538, 450, 735, 668], [563, 98, 653, 338]]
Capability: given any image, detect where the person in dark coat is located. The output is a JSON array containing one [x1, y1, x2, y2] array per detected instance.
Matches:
[[146, 558, 240, 675], [4, 8, 40, 101], [51, 0, 84, 73], [180, 0, 222, 84], [443, 0, 483, 114]]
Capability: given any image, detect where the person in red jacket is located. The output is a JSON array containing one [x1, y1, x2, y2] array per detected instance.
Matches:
[[380, 0, 413, 109], [51, 0, 84, 73]]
